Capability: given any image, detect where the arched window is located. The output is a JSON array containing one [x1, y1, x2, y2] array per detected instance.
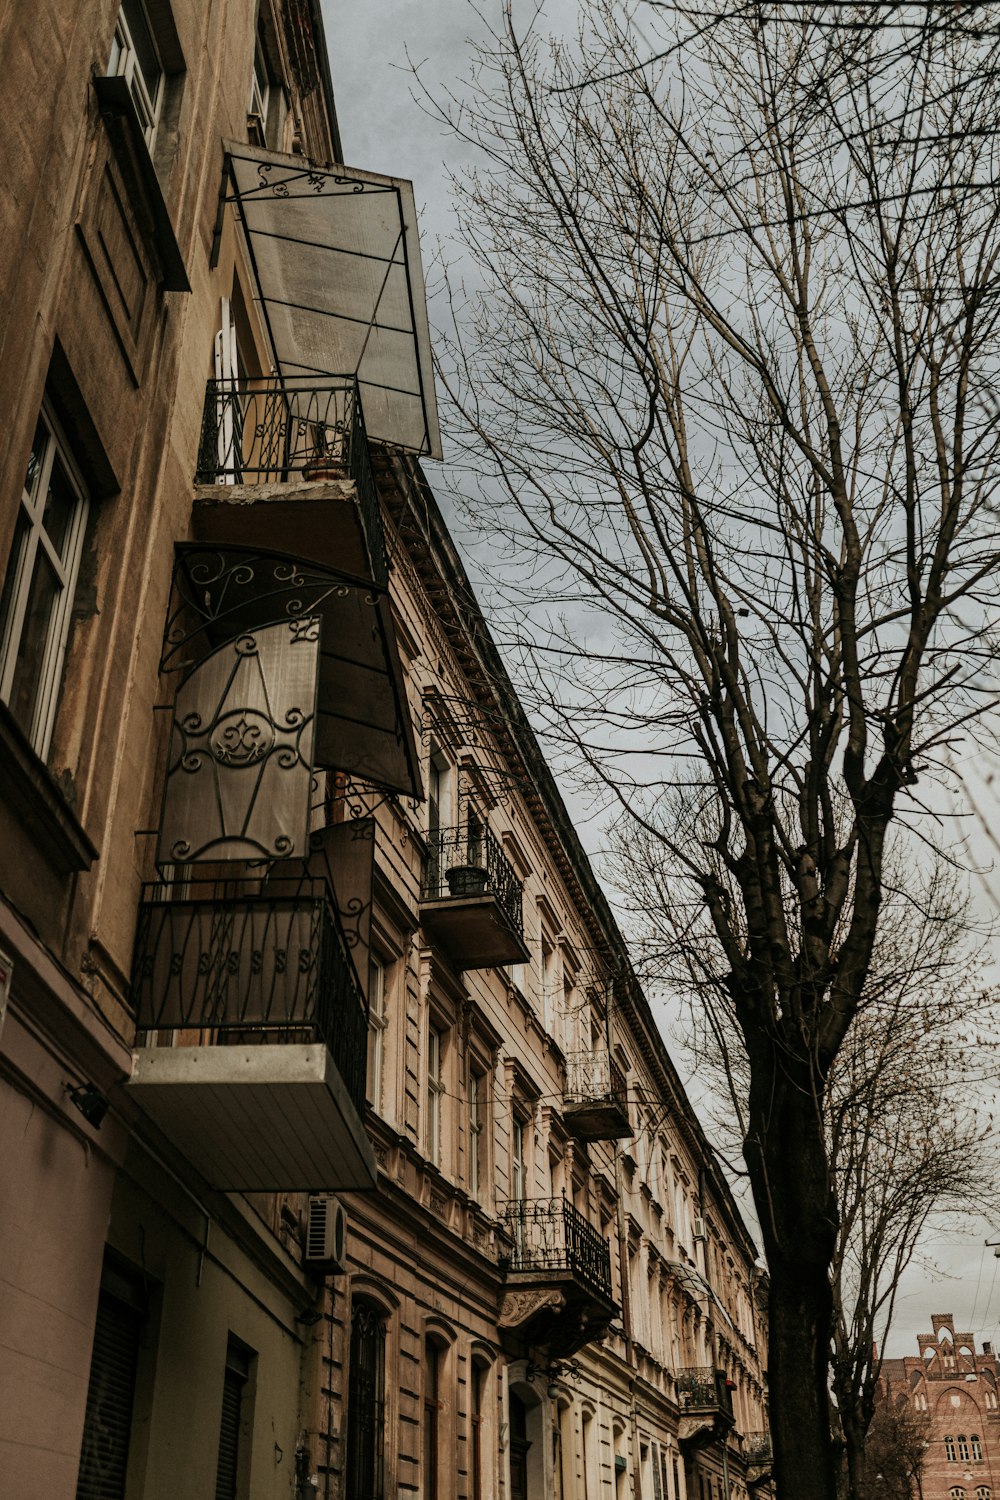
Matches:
[[951, 1489, 967, 1500], [975, 1488, 991, 1500], [971, 1434, 983, 1461], [945, 1436, 957, 1461], [424, 1339, 441, 1500], [958, 1435, 971, 1462], [346, 1300, 387, 1500]]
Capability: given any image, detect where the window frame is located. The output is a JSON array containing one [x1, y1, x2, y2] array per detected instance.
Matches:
[[468, 1061, 485, 1201], [367, 952, 389, 1113], [427, 1022, 445, 1168], [346, 1299, 388, 1500], [107, 0, 164, 147], [0, 401, 89, 760]]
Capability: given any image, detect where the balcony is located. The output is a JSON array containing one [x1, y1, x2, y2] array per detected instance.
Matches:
[[563, 1050, 632, 1141], [742, 1431, 773, 1477], [676, 1365, 736, 1448], [126, 880, 376, 1192], [497, 1196, 617, 1358], [194, 375, 386, 588], [420, 823, 530, 970]]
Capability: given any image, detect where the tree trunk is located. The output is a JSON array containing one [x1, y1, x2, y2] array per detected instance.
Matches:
[[745, 1055, 839, 1500]]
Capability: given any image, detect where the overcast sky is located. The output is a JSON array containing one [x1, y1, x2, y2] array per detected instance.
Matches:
[[320, 0, 1000, 1360]]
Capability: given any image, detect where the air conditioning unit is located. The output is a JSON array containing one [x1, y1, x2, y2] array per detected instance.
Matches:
[[305, 1195, 347, 1273], [692, 1216, 708, 1243]]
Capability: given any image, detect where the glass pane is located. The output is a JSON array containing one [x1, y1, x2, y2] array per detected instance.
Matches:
[[122, 0, 160, 102], [0, 512, 31, 661], [7, 545, 60, 734], [42, 453, 78, 562], [24, 417, 48, 499]]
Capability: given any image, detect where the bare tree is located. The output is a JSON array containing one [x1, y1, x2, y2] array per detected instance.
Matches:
[[620, 827, 998, 1495], [422, 2, 1000, 1494], [858, 1398, 930, 1500]]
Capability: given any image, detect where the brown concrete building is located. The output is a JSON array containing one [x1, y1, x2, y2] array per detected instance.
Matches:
[[880, 1316, 1000, 1500], [0, 4, 772, 1499]]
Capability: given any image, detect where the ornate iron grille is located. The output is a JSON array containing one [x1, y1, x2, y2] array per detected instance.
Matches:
[[346, 1300, 387, 1500], [743, 1432, 773, 1465], [676, 1366, 730, 1413], [565, 1049, 628, 1107], [196, 376, 386, 587], [131, 880, 369, 1113], [422, 822, 524, 939], [499, 1196, 613, 1302]]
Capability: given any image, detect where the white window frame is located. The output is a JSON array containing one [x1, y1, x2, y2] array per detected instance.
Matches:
[[427, 1024, 444, 1168], [248, 31, 271, 146], [0, 403, 89, 759], [367, 954, 388, 1113], [468, 1064, 484, 1201], [108, 0, 163, 148]]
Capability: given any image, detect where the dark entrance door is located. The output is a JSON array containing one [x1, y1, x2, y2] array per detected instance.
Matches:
[[509, 1391, 531, 1500]]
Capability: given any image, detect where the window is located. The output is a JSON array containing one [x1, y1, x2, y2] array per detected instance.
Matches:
[[76, 1259, 147, 1500], [972, 1434, 983, 1461], [423, 1340, 441, 1500], [346, 1301, 387, 1500], [959, 1436, 971, 1462], [469, 1064, 485, 1200], [471, 1363, 485, 1500], [248, 31, 270, 146], [427, 1024, 444, 1167], [215, 1337, 253, 1500], [108, 0, 163, 145], [511, 1115, 527, 1201], [945, 1435, 957, 1461], [976, 1489, 992, 1500], [367, 954, 388, 1112], [0, 403, 88, 758], [951, 1490, 967, 1500]]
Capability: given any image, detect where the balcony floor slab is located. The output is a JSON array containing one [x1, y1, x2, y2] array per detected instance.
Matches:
[[128, 1042, 376, 1192]]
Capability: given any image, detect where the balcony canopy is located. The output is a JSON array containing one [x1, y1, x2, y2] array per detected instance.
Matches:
[[220, 143, 442, 459]]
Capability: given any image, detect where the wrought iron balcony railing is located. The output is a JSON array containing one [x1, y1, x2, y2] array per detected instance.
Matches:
[[422, 822, 524, 938], [565, 1049, 628, 1107], [195, 375, 386, 586], [676, 1366, 734, 1416], [131, 880, 369, 1113], [742, 1432, 773, 1466], [500, 1196, 614, 1303]]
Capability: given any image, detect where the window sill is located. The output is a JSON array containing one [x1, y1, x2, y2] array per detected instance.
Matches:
[[92, 75, 190, 293], [0, 702, 98, 875]]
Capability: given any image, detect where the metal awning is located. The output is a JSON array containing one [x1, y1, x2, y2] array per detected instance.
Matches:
[[163, 543, 423, 801], [219, 143, 442, 459]]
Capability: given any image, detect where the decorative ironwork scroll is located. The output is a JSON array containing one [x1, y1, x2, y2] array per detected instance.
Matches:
[[157, 618, 320, 865]]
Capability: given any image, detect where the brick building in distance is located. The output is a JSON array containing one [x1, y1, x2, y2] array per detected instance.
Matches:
[[879, 1315, 1000, 1500]]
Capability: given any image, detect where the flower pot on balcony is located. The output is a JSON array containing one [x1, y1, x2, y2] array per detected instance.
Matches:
[[445, 863, 488, 897]]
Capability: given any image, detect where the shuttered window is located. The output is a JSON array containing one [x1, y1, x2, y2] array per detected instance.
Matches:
[[215, 1340, 251, 1500], [76, 1266, 145, 1500]]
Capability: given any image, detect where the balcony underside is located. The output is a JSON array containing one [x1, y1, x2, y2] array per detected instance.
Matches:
[[128, 1042, 376, 1191], [421, 894, 531, 970], [498, 1268, 617, 1359], [193, 481, 373, 584], [563, 1097, 633, 1142]]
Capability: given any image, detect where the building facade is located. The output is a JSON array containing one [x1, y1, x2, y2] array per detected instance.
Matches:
[[0, 4, 772, 1500], [880, 1316, 1000, 1500]]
